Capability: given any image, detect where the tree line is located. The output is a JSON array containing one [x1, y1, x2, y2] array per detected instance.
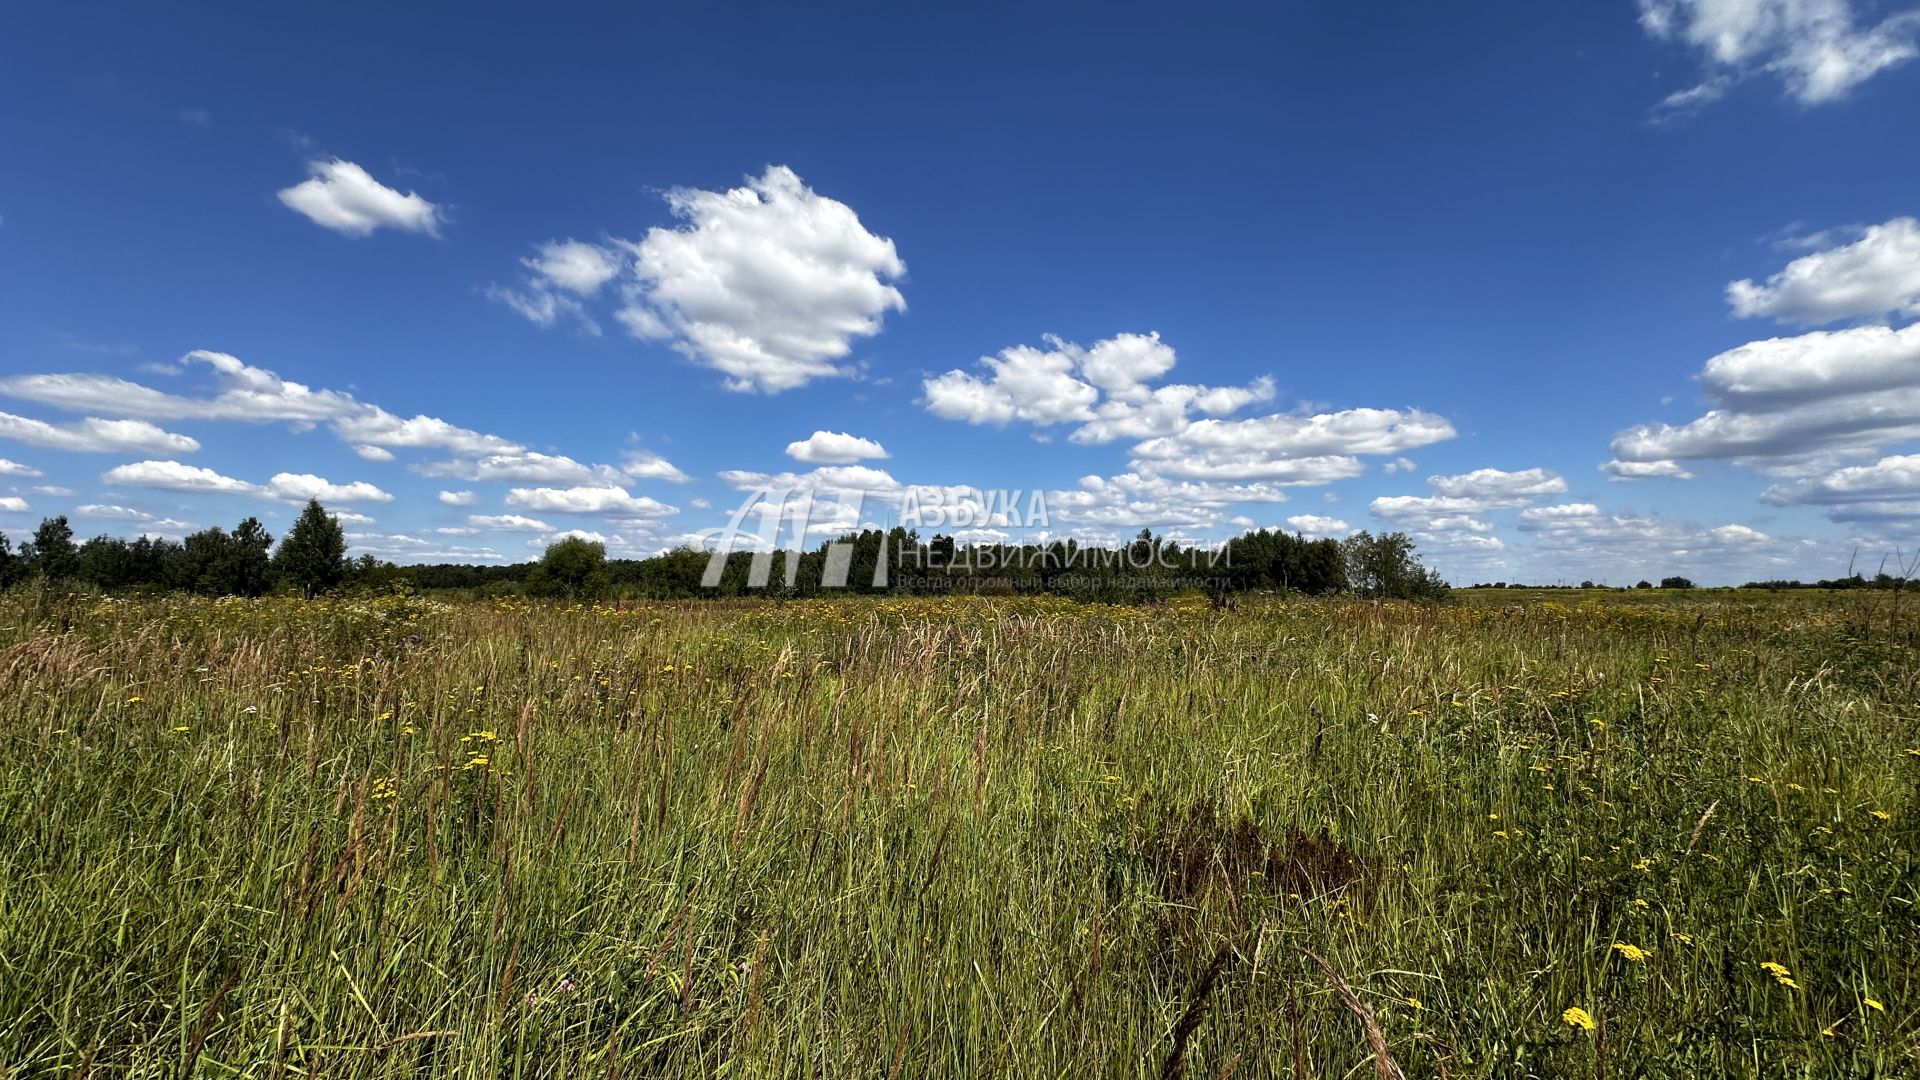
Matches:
[[1, 502, 1451, 603], [0, 500, 356, 598]]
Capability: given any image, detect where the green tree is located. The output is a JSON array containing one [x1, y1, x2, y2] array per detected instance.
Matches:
[[1341, 530, 1448, 600], [0, 530, 18, 588], [527, 536, 608, 598], [25, 516, 79, 582], [273, 500, 347, 598]]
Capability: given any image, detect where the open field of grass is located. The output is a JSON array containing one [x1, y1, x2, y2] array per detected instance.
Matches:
[[2, 590, 1917, 1077]]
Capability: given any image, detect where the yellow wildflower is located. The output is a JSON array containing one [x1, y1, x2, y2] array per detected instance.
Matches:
[[1863, 998, 1885, 1013], [1610, 943, 1649, 962], [1562, 1006, 1597, 1031]]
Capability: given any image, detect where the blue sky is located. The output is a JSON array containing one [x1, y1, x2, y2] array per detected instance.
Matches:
[[4, 1, 1920, 584]]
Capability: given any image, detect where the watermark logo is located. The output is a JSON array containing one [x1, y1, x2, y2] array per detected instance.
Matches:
[[701, 484, 1225, 590]]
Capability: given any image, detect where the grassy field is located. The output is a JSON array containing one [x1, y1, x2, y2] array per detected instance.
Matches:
[[1, 590, 1917, 1078]]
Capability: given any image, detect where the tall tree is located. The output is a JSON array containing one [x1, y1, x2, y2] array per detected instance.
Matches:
[[526, 536, 607, 598], [273, 500, 347, 598], [25, 516, 79, 582], [0, 530, 17, 588]]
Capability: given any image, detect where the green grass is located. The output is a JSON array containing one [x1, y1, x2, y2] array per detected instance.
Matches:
[[1, 590, 1916, 1077]]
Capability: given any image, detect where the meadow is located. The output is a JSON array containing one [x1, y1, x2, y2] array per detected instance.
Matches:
[[1, 589, 1916, 1078]]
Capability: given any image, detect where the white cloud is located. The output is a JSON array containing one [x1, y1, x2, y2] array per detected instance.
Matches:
[[1284, 514, 1351, 537], [499, 167, 907, 392], [1640, 0, 1920, 112], [277, 159, 444, 237], [786, 430, 889, 464], [468, 513, 553, 532], [1602, 459, 1696, 481], [1130, 408, 1454, 481], [0, 496, 27, 513], [1762, 453, 1920, 505], [1368, 467, 1567, 548], [505, 483, 677, 518], [438, 490, 476, 506], [0, 458, 41, 477], [0, 410, 200, 454], [102, 460, 255, 495], [1426, 467, 1568, 503], [534, 529, 612, 547], [74, 504, 196, 533], [486, 240, 622, 334], [525, 240, 621, 295], [264, 473, 394, 504], [1, 349, 608, 484], [100, 460, 390, 503], [1612, 324, 1920, 466], [923, 332, 1273, 444], [621, 449, 691, 483], [415, 449, 623, 485], [1046, 472, 1302, 531], [1728, 217, 1920, 324]]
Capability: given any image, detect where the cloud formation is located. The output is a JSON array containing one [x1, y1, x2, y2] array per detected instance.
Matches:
[[278, 159, 444, 237], [786, 430, 889, 464], [1639, 0, 1920, 113], [1728, 218, 1920, 324], [495, 167, 907, 392]]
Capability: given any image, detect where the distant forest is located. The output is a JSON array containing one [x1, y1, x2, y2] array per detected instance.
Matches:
[[0, 499, 1457, 602]]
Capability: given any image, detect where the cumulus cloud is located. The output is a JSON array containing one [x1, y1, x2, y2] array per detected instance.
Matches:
[[1762, 453, 1920, 508], [0, 350, 646, 487], [264, 472, 394, 504], [505, 484, 677, 518], [1639, 0, 1920, 113], [621, 449, 691, 483], [0, 496, 28, 513], [1130, 408, 1455, 481], [74, 503, 196, 534], [101, 460, 391, 503], [468, 513, 553, 532], [1728, 218, 1920, 324], [438, 490, 476, 506], [786, 430, 889, 464], [922, 332, 1273, 444], [415, 449, 623, 485], [497, 167, 906, 392], [1369, 467, 1567, 548], [486, 240, 623, 333], [1612, 324, 1920, 468], [0, 411, 199, 454], [1284, 514, 1351, 537], [277, 159, 444, 237], [1602, 459, 1696, 481], [1046, 473, 1304, 532], [103, 460, 256, 495], [0, 458, 41, 477]]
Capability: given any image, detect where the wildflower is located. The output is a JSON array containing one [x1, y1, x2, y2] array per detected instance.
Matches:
[[1610, 943, 1649, 962], [1670, 932, 1694, 946], [172, 725, 190, 733], [1869, 809, 1892, 821], [1562, 1006, 1597, 1031], [1406, 996, 1423, 1010], [126, 696, 143, 704], [1760, 962, 1790, 977], [1863, 998, 1885, 1013]]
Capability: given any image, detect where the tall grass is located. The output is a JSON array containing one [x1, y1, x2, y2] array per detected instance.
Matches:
[[0, 591, 1915, 1077]]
